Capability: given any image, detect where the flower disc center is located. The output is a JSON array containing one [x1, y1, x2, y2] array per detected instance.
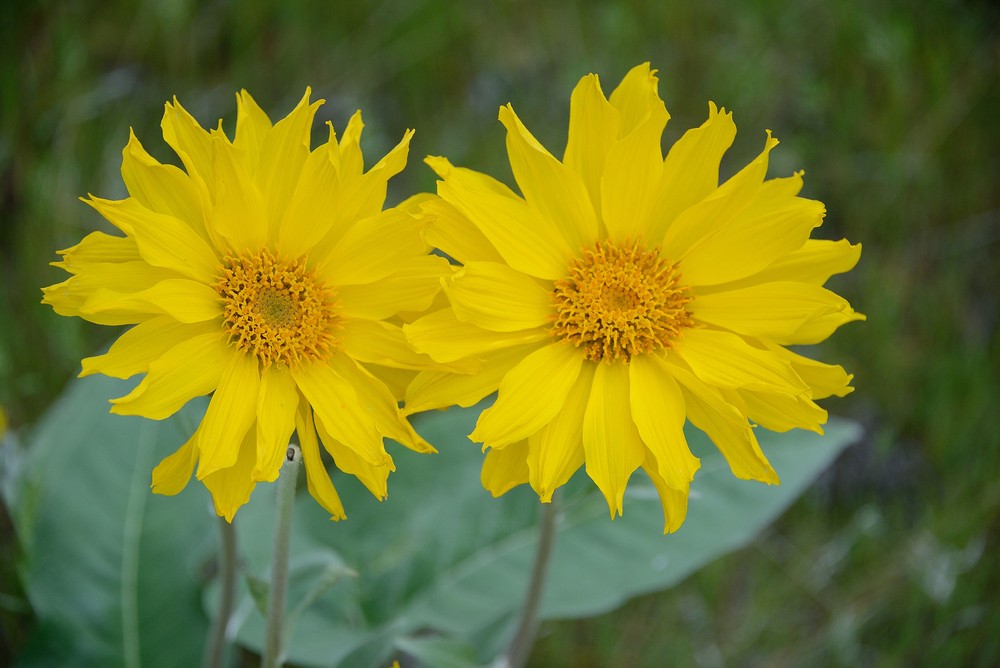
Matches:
[[258, 288, 297, 327], [215, 249, 342, 367], [550, 240, 693, 362]]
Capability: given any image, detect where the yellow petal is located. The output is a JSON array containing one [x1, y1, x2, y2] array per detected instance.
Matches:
[[403, 343, 545, 415], [675, 328, 807, 394], [42, 287, 148, 327], [85, 196, 218, 282], [499, 104, 598, 249], [420, 196, 505, 264], [339, 255, 452, 321], [317, 127, 414, 252], [314, 415, 395, 500], [394, 189, 433, 213], [662, 131, 779, 261], [640, 454, 690, 534], [791, 307, 867, 345], [81, 317, 211, 379], [109, 330, 230, 419], [628, 355, 700, 490], [336, 110, 365, 178], [366, 364, 416, 403], [342, 318, 432, 367], [43, 260, 175, 326], [644, 102, 736, 242], [322, 114, 346, 174], [234, 89, 272, 169], [471, 342, 584, 449], [291, 358, 388, 467], [253, 365, 299, 482], [296, 405, 347, 520], [255, 89, 322, 237], [739, 239, 862, 287], [607, 62, 666, 137], [404, 308, 548, 364], [195, 352, 260, 478], [583, 361, 645, 517], [342, 318, 465, 372], [122, 130, 207, 240], [150, 433, 198, 496], [202, 425, 258, 522], [601, 94, 668, 242], [302, 120, 412, 263], [482, 440, 530, 497], [435, 163, 573, 280], [735, 387, 827, 434], [690, 281, 865, 345], [327, 353, 434, 454], [277, 134, 343, 258], [527, 362, 594, 502], [443, 261, 553, 332], [366, 127, 412, 180], [81, 278, 222, 324], [563, 73, 620, 216], [208, 134, 268, 250], [161, 96, 214, 184], [766, 344, 855, 399], [318, 207, 426, 285], [51, 258, 173, 297], [51, 231, 141, 272], [678, 174, 825, 286], [665, 358, 778, 484]]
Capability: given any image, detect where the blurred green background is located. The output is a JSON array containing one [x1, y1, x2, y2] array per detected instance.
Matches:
[[1, 0, 998, 665]]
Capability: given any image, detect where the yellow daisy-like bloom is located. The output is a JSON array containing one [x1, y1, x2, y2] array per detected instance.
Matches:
[[406, 64, 865, 533], [42, 89, 450, 521]]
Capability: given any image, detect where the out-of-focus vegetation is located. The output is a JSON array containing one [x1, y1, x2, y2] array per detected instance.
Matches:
[[1, 0, 997, 665]]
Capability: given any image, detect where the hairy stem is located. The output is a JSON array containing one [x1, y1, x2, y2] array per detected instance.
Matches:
[[262, 444, 301, 668], [503, 498, 558, 668], [202, 515, 237, 668]]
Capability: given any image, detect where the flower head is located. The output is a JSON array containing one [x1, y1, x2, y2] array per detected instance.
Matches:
[[43, 89, 451, 521], [406, 63, 864, 532]]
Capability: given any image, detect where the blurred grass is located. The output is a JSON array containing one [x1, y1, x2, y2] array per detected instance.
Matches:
[[1, 0, 998, 665]]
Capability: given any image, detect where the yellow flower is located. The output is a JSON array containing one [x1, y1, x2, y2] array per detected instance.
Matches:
[[406, 64, 865, 532], [42, 89, 450, 521]]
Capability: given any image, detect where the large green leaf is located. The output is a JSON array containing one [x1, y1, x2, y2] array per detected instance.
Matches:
[[6, 375, 215, 668], [225, 399, 860, 667], [8, 373, 859, 667]]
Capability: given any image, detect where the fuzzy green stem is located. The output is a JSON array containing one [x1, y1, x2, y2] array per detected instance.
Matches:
[[503, 498, 558, 668], [261, 444, 301, 668], [202, 515, 237, 668]]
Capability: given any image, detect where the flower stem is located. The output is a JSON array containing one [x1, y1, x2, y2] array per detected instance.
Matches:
[[202, 515, 238, 668], [503, 498, 558, 668], [262, 444, 301, 668]]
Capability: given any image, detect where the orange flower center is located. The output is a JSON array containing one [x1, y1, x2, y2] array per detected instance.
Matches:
[[550, 240, 694, 362], [215, 249, 342, 367]]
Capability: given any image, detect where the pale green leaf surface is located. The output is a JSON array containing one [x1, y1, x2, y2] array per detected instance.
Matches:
[[8, 374, 214, 668], [10, 374, 858, 668], [227, 398, 859, 666]]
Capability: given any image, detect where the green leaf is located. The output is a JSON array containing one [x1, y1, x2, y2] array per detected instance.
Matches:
[[284, 551, 358, 635], [244, 571, 270, 617], [225, 399, 859, 666], [9, 373, 858, 668], [215, 549, 356, 642], [393, 635, 480, 668], [7, 374, 215, 668]]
